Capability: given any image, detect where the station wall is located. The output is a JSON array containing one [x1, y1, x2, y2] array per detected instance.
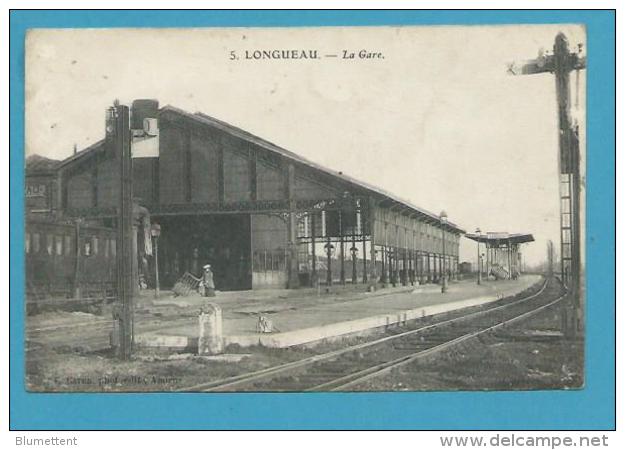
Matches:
[[250, 213, 288, 288]]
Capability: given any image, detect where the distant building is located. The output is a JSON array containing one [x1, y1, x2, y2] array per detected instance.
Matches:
[[26, 100, 465, 291], [465, 232, 534, 279], [25, 154, 60, 218]]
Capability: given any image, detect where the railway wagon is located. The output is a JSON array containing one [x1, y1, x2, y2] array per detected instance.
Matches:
[[25, 218, 117, 308]]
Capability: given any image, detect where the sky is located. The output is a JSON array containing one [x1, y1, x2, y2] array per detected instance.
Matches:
[[25, 24, 586, 267]]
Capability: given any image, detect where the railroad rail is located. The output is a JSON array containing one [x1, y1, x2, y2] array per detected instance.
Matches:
[[25, 313, 197, 353], [179, 276, 564, 392]]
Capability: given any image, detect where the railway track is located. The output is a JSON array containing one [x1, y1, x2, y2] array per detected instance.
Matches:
[[25, 314, 197, 353], [179, 276, 564, 392]]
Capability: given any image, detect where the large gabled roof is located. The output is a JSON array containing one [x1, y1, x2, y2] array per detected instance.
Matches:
[[53, 103, 466, 234], [162, 106, 465, 233]]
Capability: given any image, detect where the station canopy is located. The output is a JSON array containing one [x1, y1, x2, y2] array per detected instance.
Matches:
[[464, 232, 534, 245]]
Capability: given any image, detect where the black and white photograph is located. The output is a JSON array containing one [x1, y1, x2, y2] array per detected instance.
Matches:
[[23, 24, 586, 393]]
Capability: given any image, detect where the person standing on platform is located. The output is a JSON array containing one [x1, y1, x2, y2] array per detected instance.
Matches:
[[202, 264, 216, 297]]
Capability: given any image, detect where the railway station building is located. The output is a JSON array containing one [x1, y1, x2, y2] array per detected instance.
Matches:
[[28, 99, 465, 292]]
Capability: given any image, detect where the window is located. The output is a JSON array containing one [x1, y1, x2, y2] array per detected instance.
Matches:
[[297, 214, 309, 238], [55, 235, 63, 255], [92, 236, 98, 255], [84, 240, 91, 256], [32, 233, 40, 253], [64, 236, 72, 256], [104, 238, 109, 257], [110, 238, 116, 257], [46, 234, 54, 255], [25, 233, 30, 253]]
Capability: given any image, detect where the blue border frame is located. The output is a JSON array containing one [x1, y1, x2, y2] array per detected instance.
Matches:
[[9, 10, 615, 430]]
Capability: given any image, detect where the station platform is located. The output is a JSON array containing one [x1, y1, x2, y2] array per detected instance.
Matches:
[[134, 275, 542, 350]]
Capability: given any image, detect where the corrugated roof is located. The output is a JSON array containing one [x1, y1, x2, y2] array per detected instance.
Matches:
[[163, 105, 465, 233], [464, 233, 535, 244], [55, 103, 465, 233]]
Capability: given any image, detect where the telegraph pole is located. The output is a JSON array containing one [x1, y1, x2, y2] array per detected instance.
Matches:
[[109, 103, 134, 359], [509, 33, 585, 336]]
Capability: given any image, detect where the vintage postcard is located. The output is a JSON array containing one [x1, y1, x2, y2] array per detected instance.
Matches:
[[23, 24, 586, 393]]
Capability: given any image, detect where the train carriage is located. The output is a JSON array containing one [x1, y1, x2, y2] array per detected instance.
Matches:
[[25, 218, 117, 310]]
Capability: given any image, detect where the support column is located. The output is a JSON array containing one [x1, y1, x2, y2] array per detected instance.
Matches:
[[417, 250, 425, 284], [507, 245, 510, 276], [436, 254, 441, 283], [427, 253, 432, 283], [381, 220, 388, 286], [115, 104, 134, 360], [402, 247, 408, 287], [390, 221, 396, 287], [412, 232, 418, 285], [351, 232, 357, 284], [395, 247, 400, 286], [386, 246, 394, 286], [380, 246, 386, 285], [494, 247, 498, 274], [438, 254, 445, 283], [311, 213, 317, 286], [387, 248, 393, 287], [286, 164, 299, 289], [325, 236, 332, 287], [362, 238, 368, 283], [417, 251, 422, 284], [339, 211, 345, 286], [367, 197, 376, 286], [388, 248, 393, 286], [493, 247, 497, 274], [394, 224, 400, 287]]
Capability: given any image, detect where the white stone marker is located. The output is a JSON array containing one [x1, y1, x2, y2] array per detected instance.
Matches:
[[198, 303, 223, 355]]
